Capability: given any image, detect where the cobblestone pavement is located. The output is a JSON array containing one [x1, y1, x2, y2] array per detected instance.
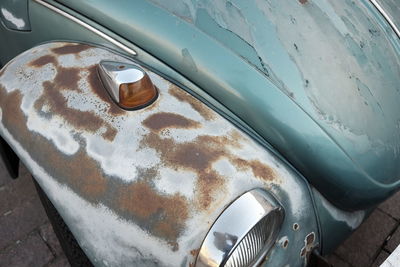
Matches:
[[0, 160, 399, 267], [0, 161, 70, 267]]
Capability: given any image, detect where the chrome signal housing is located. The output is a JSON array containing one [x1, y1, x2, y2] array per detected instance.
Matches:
[[196, 189, 284, 267], [97, 61, 158, 110]]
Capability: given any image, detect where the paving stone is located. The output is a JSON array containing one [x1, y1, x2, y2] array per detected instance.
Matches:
[[0, 233, 53, 267], [47, 256, 71, 267], [379, 191, 400, 221], [0, 170, 37, 215], [0, 158, 11, 186], [385, 226, 400, 253], [371, 250, 390, 267], [39, 223, 63, 256], [325, 254, 351, 267], [335, 209, 397, 267], [0, 197, 47, 250]]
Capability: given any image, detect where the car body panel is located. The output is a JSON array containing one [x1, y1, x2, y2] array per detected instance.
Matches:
[[51, 0, 400, 210], [0, 42, 319, 266]]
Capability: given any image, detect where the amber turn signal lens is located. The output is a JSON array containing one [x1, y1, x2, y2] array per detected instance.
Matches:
[[98, 61, 158, 110], [119, 74, 158, 109]]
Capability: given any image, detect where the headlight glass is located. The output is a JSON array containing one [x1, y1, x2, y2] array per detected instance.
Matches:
[[196, 189, 284, 267]]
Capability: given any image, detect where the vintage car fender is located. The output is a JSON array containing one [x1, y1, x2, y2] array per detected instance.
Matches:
[[0, 42, 319, 266], [56, 0, 400, 211]]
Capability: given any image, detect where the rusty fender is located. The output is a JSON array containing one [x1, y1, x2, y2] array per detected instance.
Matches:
[[0, 42, 317, 266]]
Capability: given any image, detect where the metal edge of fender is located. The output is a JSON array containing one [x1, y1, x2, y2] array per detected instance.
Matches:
[[32, 0, 137, 56], [369, 0, 400, 38]]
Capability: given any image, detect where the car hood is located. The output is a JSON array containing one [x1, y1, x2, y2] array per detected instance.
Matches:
[[56, 0, 400, 209]]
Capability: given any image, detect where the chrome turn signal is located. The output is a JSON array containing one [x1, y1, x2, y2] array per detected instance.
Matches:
[[196, 189, 284, 267], [98, 61, 158, 110]]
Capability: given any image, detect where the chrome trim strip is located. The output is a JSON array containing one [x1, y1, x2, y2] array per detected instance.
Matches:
[[33, 0, 137, 56], [370, 0, 400, 38]]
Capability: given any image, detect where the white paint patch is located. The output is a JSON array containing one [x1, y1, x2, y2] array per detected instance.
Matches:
[[1, 8, 25, 29], [314, 189, 365, 229], [155, 168, 196, 199], [26, 113, 80, 155]]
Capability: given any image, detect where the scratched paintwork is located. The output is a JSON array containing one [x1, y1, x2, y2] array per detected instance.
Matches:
[[0, 42, 318, 266]]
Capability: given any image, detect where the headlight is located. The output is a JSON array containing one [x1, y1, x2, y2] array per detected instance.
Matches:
[[196, 189, 284, 267]]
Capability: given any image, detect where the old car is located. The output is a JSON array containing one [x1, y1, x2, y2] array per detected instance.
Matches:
[[0, 0, 399, 266]]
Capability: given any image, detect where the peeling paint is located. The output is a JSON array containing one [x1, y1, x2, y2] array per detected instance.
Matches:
[[148, 0, 400, 188], [315, 189, 365, 230], [300, 232, 316, 264]]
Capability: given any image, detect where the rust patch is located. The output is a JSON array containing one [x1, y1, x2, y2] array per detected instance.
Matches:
[[34, 81, 117, 141], [102, 127, 117, 141], [0, 88, 107, 200], [300, 247, 306, 257], [87, 66, 126, 116], [142, 133, 225, 209], [0, 86, 187, 247], [300, 232, 316, 260], [231, 158, 275, 181], [306, 232, 315, 245], [118, 181, 188, 243], [248, 160, 275, 181], [141, 130, 277, 209], [171, 138, 224, 170], [299, 0, 308, 4], [54, 67, 80, 91], [52, 43, 91, 55], [190, 248, 200, 257], [0, 89, 26, 136], [143, 112, 200, 132], [169, 85, 216, 120], [29, 55, 58, 68]]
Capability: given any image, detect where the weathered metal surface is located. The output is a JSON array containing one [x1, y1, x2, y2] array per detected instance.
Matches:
[[0, 42, 318, 266], [54, 0, 400, 210]]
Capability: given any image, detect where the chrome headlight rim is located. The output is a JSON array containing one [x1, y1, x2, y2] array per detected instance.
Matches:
[[195, 188, 285, 267]]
